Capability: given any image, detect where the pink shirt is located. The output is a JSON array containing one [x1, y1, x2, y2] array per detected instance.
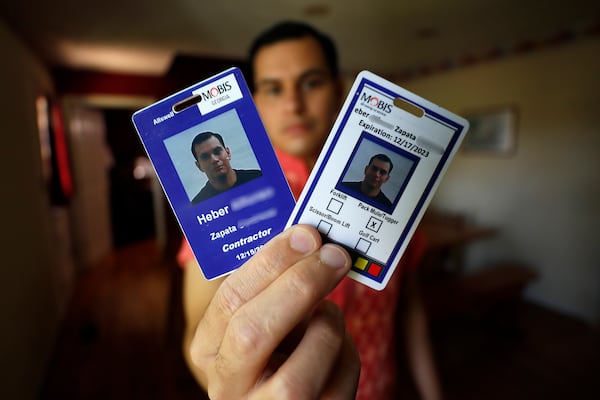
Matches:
[[178, 148, 426, 399]]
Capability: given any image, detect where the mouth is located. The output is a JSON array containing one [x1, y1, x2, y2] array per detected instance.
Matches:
[[212, 164, 226, 173], [284, 121, 311, 135]]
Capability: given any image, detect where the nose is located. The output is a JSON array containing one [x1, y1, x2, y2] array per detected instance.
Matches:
[[283, 86, 305, 113], [370, 166, 386, 176], [210, 153, 220, 163]]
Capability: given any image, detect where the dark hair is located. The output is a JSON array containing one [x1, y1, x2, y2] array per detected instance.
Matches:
[[369, 154, 393, 173], [247, 21, 339, 89], [191, 132, 225, 160]]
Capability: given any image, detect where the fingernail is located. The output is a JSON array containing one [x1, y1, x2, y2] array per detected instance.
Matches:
[[290, 227, 317, 254], [319, 245, 350, 269]]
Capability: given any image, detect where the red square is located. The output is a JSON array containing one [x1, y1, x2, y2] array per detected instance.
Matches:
[[367, 263, 382, 277]]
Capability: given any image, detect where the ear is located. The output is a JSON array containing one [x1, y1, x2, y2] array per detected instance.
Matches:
[[195, 160, 204, 172], [225, 147, 232, 160]]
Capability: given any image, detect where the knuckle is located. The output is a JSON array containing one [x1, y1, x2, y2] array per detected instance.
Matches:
[[210, 353, 239, 398], [266, 373, 310, 400], [210, 311, 265, 395], [207, 381, 228, 400], [313, 318, 343, 353], [189, 339, 206, 370], [214, 278, 246, 317], [284, 267, 318, 303], [226, 309, 264, 358], [251, 245, 288, 281], [188, 327, 213, 372]]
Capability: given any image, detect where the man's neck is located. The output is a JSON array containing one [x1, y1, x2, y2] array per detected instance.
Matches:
[[210, 170, 237, 190], [360, 181, 380, 197]]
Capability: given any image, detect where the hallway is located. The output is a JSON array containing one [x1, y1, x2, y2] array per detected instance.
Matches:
[[40, 240, 207, 399]]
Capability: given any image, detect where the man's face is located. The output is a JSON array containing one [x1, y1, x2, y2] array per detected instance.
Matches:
[[363, 158, 391, 191], [252, 36, 342, 164], [194, 136, 232, 181]]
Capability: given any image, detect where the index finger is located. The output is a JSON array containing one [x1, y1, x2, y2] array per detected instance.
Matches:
[[190, 224, 322, 365]]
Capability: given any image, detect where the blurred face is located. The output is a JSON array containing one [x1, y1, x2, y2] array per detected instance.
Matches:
[[252, 36, 342, 165], [363, 158, 391, 191], [194, 136, 232, 182]]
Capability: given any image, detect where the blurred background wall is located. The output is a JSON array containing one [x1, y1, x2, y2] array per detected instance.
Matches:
[[404, 38, 600, 323], [0, 20, 64, 399]]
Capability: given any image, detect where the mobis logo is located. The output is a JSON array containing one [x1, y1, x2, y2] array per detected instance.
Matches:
[[198, 81, 233, 101], [193, 72, 243, 115], [360, 92, 393, 113]]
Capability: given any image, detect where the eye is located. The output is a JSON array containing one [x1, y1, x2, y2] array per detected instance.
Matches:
[[301, 77, 325, 91], [370, 165, 388, 175], [258, 84, 282, 97], [267, 86, 281, 96]]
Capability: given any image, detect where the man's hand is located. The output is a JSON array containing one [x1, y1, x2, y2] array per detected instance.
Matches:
[[189, 225, 360, 399]]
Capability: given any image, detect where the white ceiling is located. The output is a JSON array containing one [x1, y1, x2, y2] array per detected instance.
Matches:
[[2, 0, 599, 78]]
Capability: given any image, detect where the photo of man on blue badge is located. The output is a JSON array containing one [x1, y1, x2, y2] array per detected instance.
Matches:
[[190, 131, 262, 204]]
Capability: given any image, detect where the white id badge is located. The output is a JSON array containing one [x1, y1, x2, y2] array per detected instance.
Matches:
[[287, 71, 469, 290], [132, 68, 295, 280]]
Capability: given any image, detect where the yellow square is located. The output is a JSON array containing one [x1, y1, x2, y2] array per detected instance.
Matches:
[[354, 257, 368, 270]]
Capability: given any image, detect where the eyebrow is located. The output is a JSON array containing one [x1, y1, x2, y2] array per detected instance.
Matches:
[[198, 146, 223, 159], [255, 68, 331, 88], [369, 164, 390, 174]]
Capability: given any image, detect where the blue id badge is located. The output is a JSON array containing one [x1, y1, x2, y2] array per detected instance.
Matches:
[[132, 67, 295, 280], [287, 71, 469, 290]]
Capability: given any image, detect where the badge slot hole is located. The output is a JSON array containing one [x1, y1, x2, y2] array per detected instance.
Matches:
[[173, 94, 202, 113], [393, 97, 424, 118]]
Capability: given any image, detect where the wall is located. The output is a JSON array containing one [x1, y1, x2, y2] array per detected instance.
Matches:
[[61, 102, 113, 268], [0, 20, 63, 398], [402, 37, 600, 323]]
